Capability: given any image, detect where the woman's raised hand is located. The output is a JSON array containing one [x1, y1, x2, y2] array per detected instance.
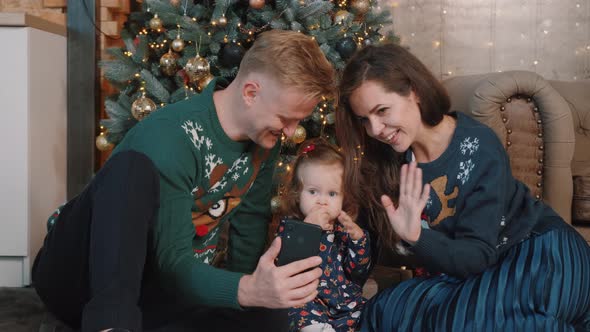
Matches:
[[381, 162, 430, 244]]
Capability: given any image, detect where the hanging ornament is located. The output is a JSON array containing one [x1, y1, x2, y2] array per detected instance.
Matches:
[[350, 0, 370, 16], [198, 73, 215, 91], [218, 15, 228, 27], [363, 38, 372, 46], [333, 10, 352, 24], [159, 50, 179, 76], [325, 112, 336, 125], [169, 0, 180, 6], [95, 133, 113, 151], [270, 195, 282, 213], [185, 55, 210, 82], [149, 14, 163, 31], [311, 110, 322, 123], [336, 37, 357, 59], [291, 125, 307, 144], [249, 0, 265, 9], [171, 36, 185, 52], [131, 93, 157, 120], [219, 42, 245, 68]]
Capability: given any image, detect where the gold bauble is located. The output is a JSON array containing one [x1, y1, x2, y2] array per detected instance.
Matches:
[[333, 10, 352, 24], [131, 95, 157, 120], [218, 16, 228, 27], [149, 14, 163, 31], [185, 55, 210, 82], [169, 0, 180, 6], [159, 51, 178, 76], [249, 0, 265, 9], [351, 0, 370, 15], [270, 195, 282, 214], [95, 134, 113, 151], [198, 73, 215, 91], [171, 37, 185, 52], [291, 125, 307, 144]]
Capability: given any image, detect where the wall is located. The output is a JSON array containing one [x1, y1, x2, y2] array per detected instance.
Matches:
[[0, 0, 65, 25], [384, 0, 590, 81]]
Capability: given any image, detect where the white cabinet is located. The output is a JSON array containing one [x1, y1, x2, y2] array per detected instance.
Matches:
[[0, 13, 67, 286]]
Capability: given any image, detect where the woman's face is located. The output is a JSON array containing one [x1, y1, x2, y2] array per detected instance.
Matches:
[[348, 80, 423, 153]]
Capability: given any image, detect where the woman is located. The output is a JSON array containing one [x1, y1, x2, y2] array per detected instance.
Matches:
[[335, 43, 590, 331]]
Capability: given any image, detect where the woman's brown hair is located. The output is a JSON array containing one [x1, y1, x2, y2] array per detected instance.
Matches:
[[279, 138, 357, 220], [335, 43, 450, 251]]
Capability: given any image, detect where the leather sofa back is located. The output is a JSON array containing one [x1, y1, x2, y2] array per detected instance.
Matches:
[[443, 71, 576, 223]]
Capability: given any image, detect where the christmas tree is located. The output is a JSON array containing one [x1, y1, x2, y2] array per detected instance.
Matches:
[[98, 0, 396, 209]]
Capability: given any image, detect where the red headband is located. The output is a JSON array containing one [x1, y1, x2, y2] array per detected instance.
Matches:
[[302, 144, 315, 154]]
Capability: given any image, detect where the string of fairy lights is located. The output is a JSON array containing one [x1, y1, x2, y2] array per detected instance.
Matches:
[[388, 0, 590, 80]]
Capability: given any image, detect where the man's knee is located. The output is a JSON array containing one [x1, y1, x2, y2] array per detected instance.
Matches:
[[103, 150, 159, 189], [94, 150, 160, 212]]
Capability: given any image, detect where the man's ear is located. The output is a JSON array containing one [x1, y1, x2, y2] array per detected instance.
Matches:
[[242, 80, 260, 107]]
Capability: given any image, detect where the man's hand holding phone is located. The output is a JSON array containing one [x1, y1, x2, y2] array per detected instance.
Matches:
[[237, 237, 322, 309]]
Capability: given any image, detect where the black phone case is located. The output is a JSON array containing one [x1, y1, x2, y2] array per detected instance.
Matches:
[[276, 219, 322, 266]]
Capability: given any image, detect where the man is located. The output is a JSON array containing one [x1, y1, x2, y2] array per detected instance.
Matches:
[[32, 30, 335, 332]]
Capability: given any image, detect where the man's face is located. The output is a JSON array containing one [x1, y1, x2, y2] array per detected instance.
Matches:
[[244, 76, 319, 149]]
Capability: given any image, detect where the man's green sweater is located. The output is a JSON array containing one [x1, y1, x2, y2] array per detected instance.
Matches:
[[113, 81, 279, 309]]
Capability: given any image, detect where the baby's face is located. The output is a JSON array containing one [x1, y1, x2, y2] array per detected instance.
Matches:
[[298, 162, 344, 220]]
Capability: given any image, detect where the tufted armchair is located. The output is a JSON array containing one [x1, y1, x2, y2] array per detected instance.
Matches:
[[442, 70, 590, 241], [364, 71, 590, 299]]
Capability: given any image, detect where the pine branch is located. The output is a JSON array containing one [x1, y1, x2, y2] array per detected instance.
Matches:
[[170, 86, 189, 103], [104, 98, 131, 120], [145, 0, 176, 14], [101, 59, 140, 83], [297, 0, 333, 20], [140, 69, 170, 103], [120, 29, 136, 55], [133, 35, 149, 63]]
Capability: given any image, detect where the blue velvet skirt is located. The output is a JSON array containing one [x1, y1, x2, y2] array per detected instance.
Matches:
[[359, 226, 590, 331]]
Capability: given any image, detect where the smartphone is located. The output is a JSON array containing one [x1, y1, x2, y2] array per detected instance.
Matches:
[[276, 218, 322, 266]]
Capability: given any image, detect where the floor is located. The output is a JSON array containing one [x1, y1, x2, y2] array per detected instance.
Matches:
[[0, 287, 45, 332], [0, 281, 381, 332]]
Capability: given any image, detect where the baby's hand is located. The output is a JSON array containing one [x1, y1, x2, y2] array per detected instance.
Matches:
[[338, 211, 364, 241], [304, 206, 334, 231]]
